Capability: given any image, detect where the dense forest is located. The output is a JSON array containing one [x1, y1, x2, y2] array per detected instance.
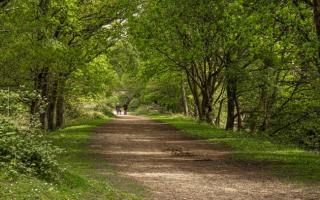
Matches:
[[0, 0, 320, 199]]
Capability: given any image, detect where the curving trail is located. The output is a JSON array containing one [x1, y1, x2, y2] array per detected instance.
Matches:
[[90, 115, 318, 200]]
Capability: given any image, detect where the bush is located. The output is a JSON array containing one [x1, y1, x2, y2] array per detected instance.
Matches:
[[94, 103, 115, 117], [269, 102, 320, 150], [0, 119, 62, 180]]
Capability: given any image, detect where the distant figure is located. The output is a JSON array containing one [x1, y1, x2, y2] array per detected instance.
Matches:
[[123, 104, 128, 115], [116, 105, 121, 115]]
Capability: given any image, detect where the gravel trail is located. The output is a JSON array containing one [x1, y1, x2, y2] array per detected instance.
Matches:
[[90, 115, 319, 200]]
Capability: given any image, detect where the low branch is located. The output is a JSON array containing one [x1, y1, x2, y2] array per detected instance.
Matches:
[[271, 112, 309, 135]]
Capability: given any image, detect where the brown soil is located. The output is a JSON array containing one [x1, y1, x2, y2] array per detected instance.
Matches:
[[90, 115, 319, 200]]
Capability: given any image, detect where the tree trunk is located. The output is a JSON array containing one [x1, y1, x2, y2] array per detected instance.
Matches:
[[226, 79, 236, 130], [56, 93, 65, 128], [34, 0, 51, 129], [30, 100, 38, 115], [201, 91, 214, 124], [47, 80, 58, 130], [235, 95, 242, 131], [215, 99, 224, 126], [56, 78, 66, 128], [186, 74, 203, 120], [39, 68, 49, 129], [181, 78, 189, 116]]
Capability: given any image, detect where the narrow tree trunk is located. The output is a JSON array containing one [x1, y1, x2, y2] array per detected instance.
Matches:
[[39, 69, 49, 129], [196, 96, 204, 120], [193, 102, 199, 117], [56, 93, 64, 128], [30, 100, 38, 115], [47, 80, 58, 130], [55, 77, 66, 128], [215, 99, 224, 126], [235, 95, 242, 131], [313, 0, 320, 40], [186, 74, 203, 120], [181, 79, 189, 116], [226, 79, 236, 130]]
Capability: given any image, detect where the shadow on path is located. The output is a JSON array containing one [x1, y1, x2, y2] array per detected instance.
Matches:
[[90, 115, 319, 200]]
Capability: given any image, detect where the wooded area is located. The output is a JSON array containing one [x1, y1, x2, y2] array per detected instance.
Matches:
[[130, 0, 320, 150], [0, 0, 320, 197]]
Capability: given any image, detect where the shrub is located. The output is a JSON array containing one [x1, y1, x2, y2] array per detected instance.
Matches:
[[0, 119, 62, 180], [94, 103, 115, 117]]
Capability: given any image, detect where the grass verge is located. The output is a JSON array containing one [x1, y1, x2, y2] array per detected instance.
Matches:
[[149, 114, 320, 185], [0, 117, 144, 200]]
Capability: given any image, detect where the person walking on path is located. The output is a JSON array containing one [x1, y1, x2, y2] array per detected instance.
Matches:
[[115, 104, 121, 115], [123, 104, 128, 115]]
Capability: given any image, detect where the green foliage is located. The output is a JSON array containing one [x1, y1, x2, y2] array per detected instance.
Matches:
[[129, 0, 320, 148], [105, 41, 147, 109], [68, 55, 118, 98], [0, 119, 62, 180], [0, 118, 143, 200], [140, 71, 183, 113], [0, 0, 140, 131], [1, 0, 320, 196], [65, 99, 113, 124], [0, 88, 40, 118], [94, 102, 116, 117]]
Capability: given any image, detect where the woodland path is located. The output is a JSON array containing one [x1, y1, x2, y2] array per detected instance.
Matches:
[[90, 115, 318, 200]]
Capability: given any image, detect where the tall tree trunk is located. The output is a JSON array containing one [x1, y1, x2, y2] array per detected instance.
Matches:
[[226, 79, 236, 130], [30, 100, 38, 115], [215, 99, 224, 126], [56, 93, 64, 128], [235, 95, 242, 131], [181, 78, 189, 116], [186, 74, 203, 120], [193, 103, 199, 117], [47, 80, 58, 130], [34, 0, 51, 129], [38, 68, 49, 129], [201, 90, 214, 124], [56, 79, 65, 128]]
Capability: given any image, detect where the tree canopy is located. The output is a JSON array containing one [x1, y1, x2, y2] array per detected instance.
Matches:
[[0, 0, 319, 149]]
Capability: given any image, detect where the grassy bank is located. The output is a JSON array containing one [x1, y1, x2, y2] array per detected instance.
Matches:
[[0, 117, 143, 200], [149, 114, 320, 185]]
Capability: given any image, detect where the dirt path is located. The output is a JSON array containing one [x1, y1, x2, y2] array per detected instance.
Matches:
[[90, 115, 319, 200]]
